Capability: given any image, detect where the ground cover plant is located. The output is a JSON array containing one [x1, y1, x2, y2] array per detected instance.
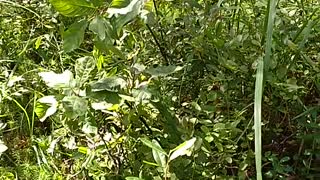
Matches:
[[0, 0, 320, 179]]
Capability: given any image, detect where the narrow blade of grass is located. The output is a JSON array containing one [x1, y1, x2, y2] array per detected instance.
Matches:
[[254, 0, 277, 179], [254, 58, 264, 180]]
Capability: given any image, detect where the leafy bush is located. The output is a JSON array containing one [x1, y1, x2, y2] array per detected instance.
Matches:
[[0, 0, 320, 179]]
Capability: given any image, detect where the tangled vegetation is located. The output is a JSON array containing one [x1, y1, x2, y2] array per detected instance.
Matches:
[[0, 0, 319, 179]]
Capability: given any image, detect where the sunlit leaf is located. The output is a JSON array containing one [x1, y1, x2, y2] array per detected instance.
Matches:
[[49, 0, 96, 17], [0, 141, 8, 153], [152, 140, 167, 168], [169, 137, 196, 161], [7, 75, 24, 87], [91, 101, 114, 110], [108, 0, 143, 15], [108, 0, 144, 34], [36, 96, 58, 122], [39, 70, 74, 88]]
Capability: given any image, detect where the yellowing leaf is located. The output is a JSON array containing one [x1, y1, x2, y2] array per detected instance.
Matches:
[[35, 36, 42, 49]]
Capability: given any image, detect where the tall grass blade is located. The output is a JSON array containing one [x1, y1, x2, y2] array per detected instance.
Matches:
[[254, 0, 277, 179], [254, 58, 264, 180]]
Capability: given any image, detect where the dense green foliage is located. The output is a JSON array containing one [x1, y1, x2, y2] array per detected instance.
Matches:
[[0, 0, 320, 179]]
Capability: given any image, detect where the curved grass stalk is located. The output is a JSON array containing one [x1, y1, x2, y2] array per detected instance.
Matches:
[[254, 0, 277, 179], [10, 97, 32, 135]]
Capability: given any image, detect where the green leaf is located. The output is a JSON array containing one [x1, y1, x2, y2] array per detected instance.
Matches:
[[91, 101, 115, 110], [145, 65, 183, 77], [110, 0, 130, 8], [35, 36, 42, 49], [280, 156, 290, 163], [108, 0, 142, 15], [254, 0, 276, 179], [75, 56, 95, 85], [89, 91, 122, 104], [152, 140, 167, 168], [108, 0, 144, 34], [151, 101, 181, 141], [39, 70, 74, 89], [90, 77, 126, 92], [63, 20, 88, 52], [132, 88, 152, 102], [82, 121, 98, 134], [226, 157, 233, 164], [169, 137, 196, 161], [62, 96, 88, 119], [140, 138, 168, 155], [36, 96, 58, 122], [125, 177, 144, 180], [49, 0, 96, 17], [142, 160, 159, 167], [89, 16, 107, 40]]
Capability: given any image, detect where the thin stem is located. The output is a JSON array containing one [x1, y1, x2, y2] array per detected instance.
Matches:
[[146, 24, 169, 65]]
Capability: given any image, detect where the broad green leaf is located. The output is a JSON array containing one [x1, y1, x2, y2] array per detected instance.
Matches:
[[94, 38, 114, 53], [145, 65, 183, 77], [75, 56, 95, 85], [63, 20, 88, 52], [62, 96, 88, 119], [169, 137, 196, 161], [140, 138, 168, 155], [37, 96, 58, 122], [152, 140, 167, 168], [89, 16, 107, 40], [49, 0, 96, 17], [39, 70, 74, 88], [151, 101, 181, 141], [132, 88, 152, 102], [89, 91, 122, 104], [90, 77, 126, 92]]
